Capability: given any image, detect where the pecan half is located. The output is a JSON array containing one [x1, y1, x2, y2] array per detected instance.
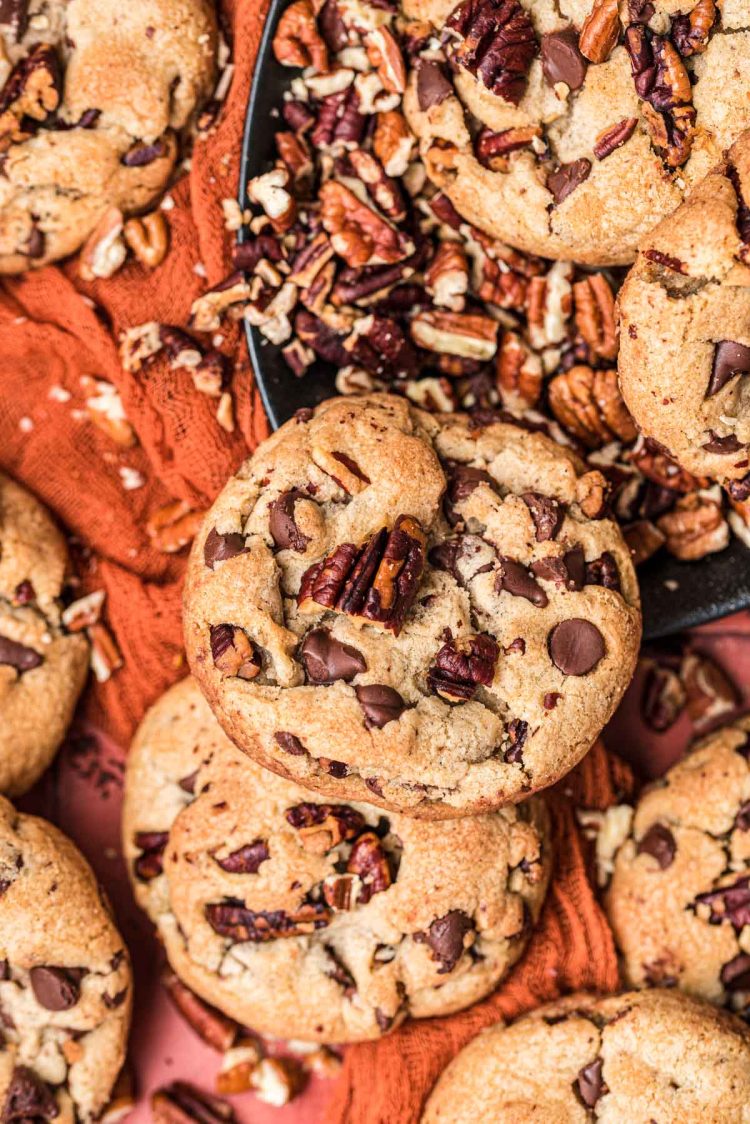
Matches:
[[347, 149, 407, 222], [285, 802, 365, 853], [427, 633, 498, 701], [162, 969, 239, 1052], [656, 493, 729, 560], [425, 242, 469, 312], [272, 0, 329, 71], [573, 274, 618, 361], [579, 0, 620, 64], [410, 310, 498, 360], [475, 125, 541, 169], [205, 899, 330, 942], [152, 1083, 234, 1124], [445, 0, 538, 106], [320, 180, 411, 267], [548, 365, 636, 448], [297, 515, 426, 635]]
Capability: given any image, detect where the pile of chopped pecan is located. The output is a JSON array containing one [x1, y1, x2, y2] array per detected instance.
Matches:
[[180, 0, 744, 567]]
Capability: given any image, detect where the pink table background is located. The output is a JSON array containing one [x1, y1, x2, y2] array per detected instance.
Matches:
[[19, 610, 750, 1123]]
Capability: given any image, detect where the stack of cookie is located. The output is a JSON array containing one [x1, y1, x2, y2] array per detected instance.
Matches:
[[122, 394, 641, 1059]]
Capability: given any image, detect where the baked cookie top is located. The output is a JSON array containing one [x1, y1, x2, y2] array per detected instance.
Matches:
[[123, 677, 551, 1043], [422, 989, 750, 1122], [401, 0, 750, 266], [184, 394, 641, 817], [0, 472, 88, 796], [618, 130, 750, 493], [606, 716, 750, 1017], [0, 796, 132, 1124], [0, 0, 217, 271]]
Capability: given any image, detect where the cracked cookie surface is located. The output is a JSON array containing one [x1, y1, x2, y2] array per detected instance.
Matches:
[[606, 716, 750, 1017], [0, 796, 132, 1124], [183, 394, 641, 817], [618, 130, 750, 491], [123, 677, 551, 1043], [422, 988, 750, 1122], [0, 0, 217, 272], [0, 472, 88, 796], [402, 0, 750, 266]]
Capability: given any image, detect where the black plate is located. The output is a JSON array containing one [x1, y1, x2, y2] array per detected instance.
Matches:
[[238, 0, 750, 640]]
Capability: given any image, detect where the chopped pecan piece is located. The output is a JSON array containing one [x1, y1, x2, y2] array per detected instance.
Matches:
[[427, 633, 499, 701], [495, 331, 542, 409], [205, 899, 330, 941], [286, 802, 365, 853], [297, 515, 426, 635], [623, 519, 666, 566], [579, 0, 620, 63], [695, 876, 750, 930], [152, 1082, 235, 1124], [625, 28, 695, 166], [0, 44, 61, 149], [215, 1041, 263, 1096], [209, 624, 262, 680], [573, 275, 618, 362], [320, 181, 411, 267], [346, 831, 392, 903], [594, 117, 638, 160], [629, 438, 706, 493], [680, 651, 738, 732], [445, 0, 538, 106], [162, 969, 239, 1052], [146, 499, 206, 554], [365, 26, 406, 94], [347, 149, 407, 222], [373, 109, 415, 177], [672, 0, 716, 57], [425, 243, 469, 312], [272, 0, 329, 71], [641, 660, 685, 732], [475, 125, 541, 169], [656, 492, 729, 560]]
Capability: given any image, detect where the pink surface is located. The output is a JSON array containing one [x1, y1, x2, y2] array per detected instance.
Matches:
[[17, 609, 750, 1124]]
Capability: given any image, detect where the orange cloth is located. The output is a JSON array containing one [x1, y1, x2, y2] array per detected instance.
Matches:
[[0, 3, 634, 1120]]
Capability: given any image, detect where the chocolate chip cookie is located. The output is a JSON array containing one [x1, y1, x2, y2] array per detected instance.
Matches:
[[0, 0, 217, 272], [123, 677, 551, 1043], [618, 131, 750, 493], [0, 472, 88, 796], [0, 796, 132, 1123], [422, 989, 750, 1122], [183, 394, 641, 817], [402, 0, 750, 266], [605, 717, 750, 1017]]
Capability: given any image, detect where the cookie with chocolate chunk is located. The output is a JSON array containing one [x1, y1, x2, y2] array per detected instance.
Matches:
[[183, 394, 641, 817], [0, 0, 217, 271], [0, 796, 131, 1123], [606, 716, 750, 1017], [123, 677, 551, 1043], [403, 0, 750, 266], [619, 131, 750, 491], [422, 989, 750, 1122], [0, 472, 88, 795]]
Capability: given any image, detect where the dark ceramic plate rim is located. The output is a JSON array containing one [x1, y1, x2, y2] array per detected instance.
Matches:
[[238, 0, 750, 640]]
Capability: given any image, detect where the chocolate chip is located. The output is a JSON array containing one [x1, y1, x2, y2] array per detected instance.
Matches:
[[178, 770, 198, 794], [503, 718, 528, 763], [375, 1008, 393, 1031], [3, 1067, 58, 1123], [0, 0, 29, 40], [29, 966, 83, 1011], [355, 684, 406, 728], [0, 635, 43, 673], [636, 823, 676, 869], [721, 953, 750, 992], [214, 841, 270, 874], [203, 527, 248, 569], [736, 801, 750, 831], [576, 1058, 606, 1107], [707, 341, 750, 397], [416, 60, 452, 110], [695, 876, 750, 929], [541, 29, 587, 91], [274, 731, 308, 756], [548, 619, 605, 676], [269, 489, 311, 552], [532, 547, 585, 591], [416, 910, 473, 973], [330, 451, 370, 485], [496, 558, 548, 606], [299, 628, 366, 684], [521, 492, 563, 541], [25, 224, 45, 260], [546, 158, 592, 204], [701, 431, 743, 454], [585, 552, 620, 591], [121, 138, 167, 166]]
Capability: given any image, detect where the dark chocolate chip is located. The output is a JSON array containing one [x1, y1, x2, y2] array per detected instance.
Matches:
[[576, 1058, 606, 1107], [203, 527, 248, 569], [546, 158, 591, 204], [354, 684, 406, 728], [707, 341, 750, 398], [521, 492, 563, 541], [299, 628, 366, 684], [532, 547, 585, 591], [415, 910, 473, 973], [215, 841, 269, 874], [721, 952, 750, 992], [0, 0, 29, 39], [736, 801, 750, 831], [636, 823, 676, 869], [269, 489, 311, 552], [274, 731, 308, 756], [496, 558, 548, 606], [541, 29, 587, 91], [416, 60, 452, 110], [121, 138, 167, 166], [548, 619, 605, 676], [0, 635, 43, 672], [3, 1067, 58, 1123], [504, 718, 528, 763], [29, 966, 83, 1011], [701, 431, 743, 454]]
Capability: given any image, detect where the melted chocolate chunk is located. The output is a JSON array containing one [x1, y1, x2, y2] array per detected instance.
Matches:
[[707, 341, 750, 398], [355, 684, 406, 728], [299, 628, 366, 684], [269, 489, 312, 552], [496, 558, 548, 606], [636, 823, 676, 869], [541, 29, 587, 91], [203, 527, 248, 569], [415, 910, 473, 973]]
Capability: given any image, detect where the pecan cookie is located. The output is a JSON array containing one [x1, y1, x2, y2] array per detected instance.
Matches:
[[605, 717, 750, 1017], [183, 394, 641, 817], [618, 131, 750, 493], [0, 472, 88, 796], [402, 0, 750, 266], [0, 0, 217, 272], [422, 989, 750, 1122], [0, 796, 132, 1123], [123, 677, 551, 1043]]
